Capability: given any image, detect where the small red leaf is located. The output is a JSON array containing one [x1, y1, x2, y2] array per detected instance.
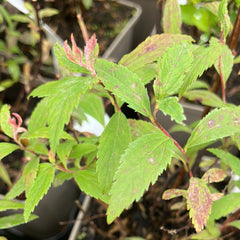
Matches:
[[187, 177, 212, 233], [201, 168, 227, 184], [162, 188, 186, 200]]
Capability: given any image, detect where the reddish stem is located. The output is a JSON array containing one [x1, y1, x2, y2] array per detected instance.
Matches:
[[218, 55, 226, 103]]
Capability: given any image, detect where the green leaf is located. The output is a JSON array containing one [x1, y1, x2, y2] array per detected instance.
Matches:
[[185, 106, 240, 151], [22, 157, 39, 197], [96, 59, 151, 118], [188, 80, 209, 90], [227, 220, 240, 229], [133, 63, 157, 85], [187, 177, 212, 233], [208, 149, 240, 176], [162, 189, 186, 200], [163, 0, 182, 34], [218, 0, 232, 40], [214, 44, 234, 84], [7, 60, 20, 81], [0, 143, 19, 160], [78, 93, 105, 126], [179, 40, 223, 96], [0, 162, 12, 187], [107, 132, 175, 223], [0, 104, 14, 138], [128, 119, 158, 141], [0, 214, 38, 229], [208, 193, 240, 223], [4, 177, 25, 200], [24, 163, 55, 222], [154, 43, 193, 99], [39, 8, 59, 18], [54, 43, 90, 74], [82, 0, 93, 10], [119, 34, 193, 71], [10, 14, 31, 23], [157, 97, 186, 124], [69, 143, 97, 161], [0, 200, 24, 211], [73, 165, 110, 203], [97, 112, 131, 192], [183, 90, 224, 108], [201, 168, 227, 184]]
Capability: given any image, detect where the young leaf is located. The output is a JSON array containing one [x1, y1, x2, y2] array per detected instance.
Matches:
[[163, 0, 182, 34], [107, 132, 175, 223], [0, 143, 19, 160], [183, 90, 224, 108], [179, 41, 223, 96], [187, 177, 212, 233], [185, 106, 240, 151], [97, 112, 131, 193], [0, 162, 12, 187], [157, 97, 186, 124], [0, 104, 13, 138], [201, 168, 227, 184], [22, 157, 39, 197], [78, 93, 105, 126], [128, 119, 158, 141], [4, 177, 25, 200], [96, 59, 152, 118], [119, 34, 193, 71], [69, 143, 97, 161], [0, 199, 24, 211], [38, 8, 59, 18], [0, 214, 38, 229], [24, 163, 55, 222], [154, 43, 193, 99], [208, 193, 240, 223], [162, 189, 186, 200], [73, 165, 110, 203], [54, 43, 90, 74], [208, 148, 240, 176]]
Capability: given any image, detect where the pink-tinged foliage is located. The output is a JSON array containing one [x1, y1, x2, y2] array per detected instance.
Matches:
[[8, 113, 27, 142], [187, 177, 212, 233], [202, 168, 227, 184], [162, 188, 186, 200], [63, 34, 98, 77]]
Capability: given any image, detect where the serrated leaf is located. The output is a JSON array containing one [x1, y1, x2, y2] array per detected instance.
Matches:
[[39, 8, 59, 18], [157, 97, 186, 124], [183, 90, 224, 108], [0, 104, 14, 138], [0, 143, 19, 160], [214, 44, 234, 84], [227, 220, 240, 229], [179, 41, 223, 96], [54, 43, 90, 74], [201, 168, 227, 184], [73, 165, 110, 203], [0, 199, 24, 211], [96, 59, 151, 118], [162, 189, 186, 200], [187, 177, 212, 233], [208, 148, 240, 176], [133, 63, 157, 85], [208, 193, 240, 223], [22, 157, 39, 197], [78, 93, 105, 126], [119, 34, 193, 71], [4, 177, 25, 200], [187, 80, 209, 90], [0, 214, 38, 229], [163, 0, 182, 34], [69, 143, 97, 161], [154, 43, 193, 99], [218, 0, 232, 40], [97, 112, 131, 192], [107, 132, 175, 223], [185, 106, 240, 151], [0, 162, 11, 187], [128, 119, 158, 141], [24, 163, 55, 222]]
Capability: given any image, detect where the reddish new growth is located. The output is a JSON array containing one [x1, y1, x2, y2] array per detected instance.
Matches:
[[64, 34, 98, 77], [8, 113, 27, 143]]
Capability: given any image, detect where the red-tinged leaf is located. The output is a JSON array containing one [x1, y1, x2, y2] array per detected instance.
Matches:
[[187, 177, 212, 233], [162, 189, 186, 200], [211, 193, 223, 201], [201, 168, 227, 184]]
